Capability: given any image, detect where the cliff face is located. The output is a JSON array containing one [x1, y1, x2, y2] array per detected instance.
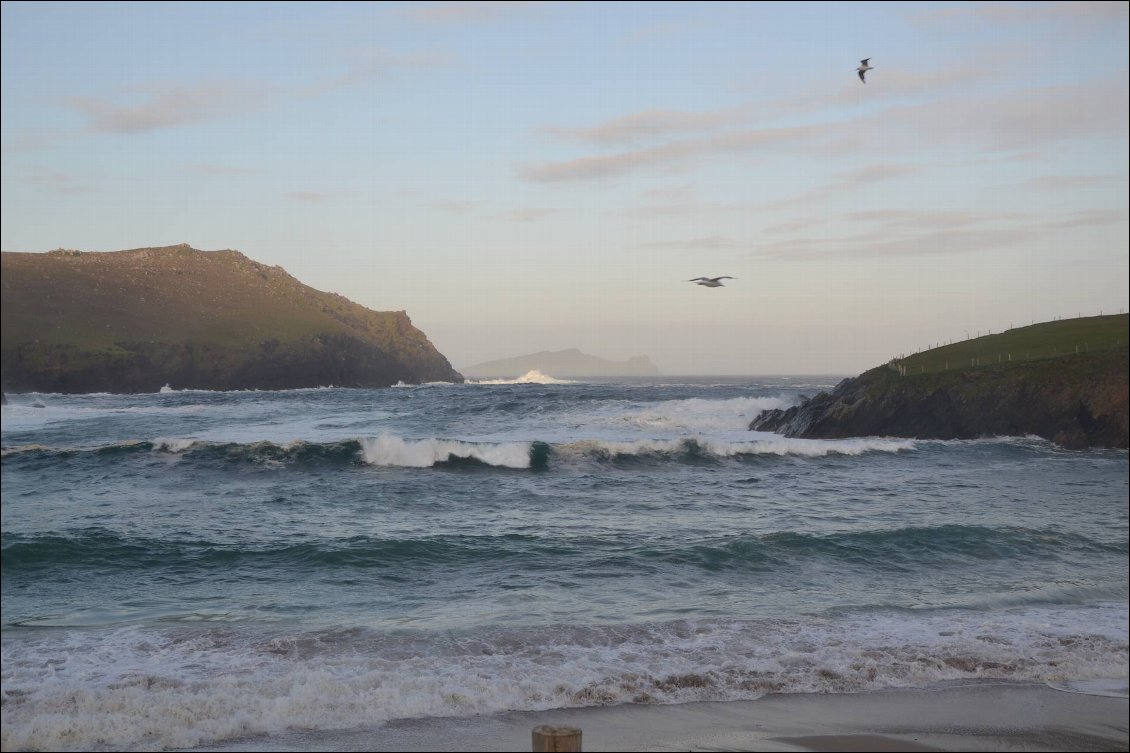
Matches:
[[750, 348, 1128, 449], [1, 245, 463, 392]]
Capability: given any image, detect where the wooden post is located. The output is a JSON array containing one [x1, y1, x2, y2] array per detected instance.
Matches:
[[532, 725, 582, 752]]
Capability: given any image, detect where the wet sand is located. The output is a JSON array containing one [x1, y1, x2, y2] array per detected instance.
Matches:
[[195, 682, 1128, 752]]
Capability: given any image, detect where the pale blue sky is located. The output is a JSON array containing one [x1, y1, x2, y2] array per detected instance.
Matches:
[[3, 1, 1127, 374]]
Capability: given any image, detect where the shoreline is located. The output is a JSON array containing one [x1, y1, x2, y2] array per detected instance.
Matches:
[[190, 682, 1129, 752]]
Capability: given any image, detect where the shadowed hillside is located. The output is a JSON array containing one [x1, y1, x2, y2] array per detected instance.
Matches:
[[752, 315, 1128, 449], [1, 245, 462, 392]]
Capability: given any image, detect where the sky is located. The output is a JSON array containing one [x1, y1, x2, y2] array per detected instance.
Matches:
[[2, 1, 1127, 375]]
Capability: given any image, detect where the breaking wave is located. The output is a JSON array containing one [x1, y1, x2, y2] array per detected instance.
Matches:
[[1, 434, 915, 468], [2, 608, 1125, 751], [469, 370, 577, 385]]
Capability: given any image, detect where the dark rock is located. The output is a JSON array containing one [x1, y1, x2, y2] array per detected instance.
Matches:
[[751, 348, 1128, 449]]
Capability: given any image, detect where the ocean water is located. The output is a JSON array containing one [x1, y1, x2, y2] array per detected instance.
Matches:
[[2, 374, 1127, 751]]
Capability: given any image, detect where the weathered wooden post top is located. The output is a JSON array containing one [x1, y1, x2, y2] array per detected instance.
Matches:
[[532, 724, 582, 752]]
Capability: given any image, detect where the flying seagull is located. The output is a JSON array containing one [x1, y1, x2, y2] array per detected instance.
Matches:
[[857, 58, 872, 83], [689, 276, 735, 288]]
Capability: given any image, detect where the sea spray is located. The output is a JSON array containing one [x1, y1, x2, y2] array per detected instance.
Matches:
[[359, 434, 533, 468], [3, 377, 1125, 752], [2, 607, 1126, 751]]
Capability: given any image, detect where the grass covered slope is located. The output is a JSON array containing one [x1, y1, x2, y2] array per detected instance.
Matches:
[[895, 315, 1128, 375], [1, 245, 462, 392], [752, 315, 1128, 449]]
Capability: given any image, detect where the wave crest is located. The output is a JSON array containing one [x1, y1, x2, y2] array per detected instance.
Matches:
[[470, 370, 576, 385], [359, 434, 535, 469], [0, 434, 914, 468]]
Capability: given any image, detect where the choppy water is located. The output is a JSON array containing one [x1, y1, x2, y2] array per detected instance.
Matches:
[[2, 375, 1127, 751]]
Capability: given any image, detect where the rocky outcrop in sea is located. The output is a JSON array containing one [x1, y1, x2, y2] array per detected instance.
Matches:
[[751, 348, 1128, 449]]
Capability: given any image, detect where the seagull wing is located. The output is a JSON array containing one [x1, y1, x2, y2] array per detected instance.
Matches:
[[711, 276, 735, 282], [858, 69, 867, 83], [861, 58, 870, 66]]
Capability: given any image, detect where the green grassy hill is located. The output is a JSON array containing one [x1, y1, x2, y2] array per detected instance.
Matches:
[[752, 314, 1128, 448], [894, 315, 1128, 376], [1, 245, 462, 392]]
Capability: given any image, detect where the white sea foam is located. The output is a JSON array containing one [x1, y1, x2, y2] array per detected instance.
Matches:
[[737, 435, 917, 456], [602, 395, 796, 433], [151, 437, 198, 453], [470, 370, 576, 385], [554, 435, 915, 461], [1, 606, 1125, 752], [359, 434, 532, 468]]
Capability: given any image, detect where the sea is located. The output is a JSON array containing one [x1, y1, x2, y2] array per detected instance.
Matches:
[[2, 372, 1127, 751]]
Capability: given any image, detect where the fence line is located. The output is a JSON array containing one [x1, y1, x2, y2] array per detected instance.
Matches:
[[889, 340, 1128, 377]]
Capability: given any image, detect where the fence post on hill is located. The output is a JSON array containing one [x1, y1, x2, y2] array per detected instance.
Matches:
[[532, 725, 582, 752]]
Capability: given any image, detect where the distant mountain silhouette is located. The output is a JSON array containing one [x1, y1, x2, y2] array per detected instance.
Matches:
[[461, 349, 660, 378], [1, 244, 462, 392]]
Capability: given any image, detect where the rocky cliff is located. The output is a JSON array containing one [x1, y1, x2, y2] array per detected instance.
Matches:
[[1, 245, 463, 392], [751, 345, 1128, 449]]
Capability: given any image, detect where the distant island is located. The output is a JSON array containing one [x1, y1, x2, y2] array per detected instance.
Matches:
[[461, 348, 660, 378], [0, 244, 463, 393], [751, 315, 1128, 449]]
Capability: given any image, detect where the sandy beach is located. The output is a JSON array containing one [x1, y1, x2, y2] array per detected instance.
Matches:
[[191, 681, 1128, 752]]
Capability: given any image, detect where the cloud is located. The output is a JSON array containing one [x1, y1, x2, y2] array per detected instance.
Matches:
[[764, 219, 823, 235], [64, 46, 441, 135], [620, 202, 753, 220], [285, 191, 329, 202], [754, 163, 922, 213], [755, 207, 1126, 261], [836, 163, 921, 185], [26, 169, 93, 194], [431, 200, 476, 213], [501, 207, 557, 222], [633, 235, 744, 250], [544, 107, 749, 147], [520, 124, 817, 182], [524, 70, 1126, 184], [1020, 175, 1124, 190], [622, 21, 688, 43], [641, 184, 697, 202], [67, 80, 274, 134], [1, 129, 66, 154], [756, 225, 1044, 260], [621, 164, 918, 220], [1049, 208, 1129, 229], [844, 209, 1028, 230], [190, 164, 256, 176], [1046, 0, 1130, 21], [914, 1, 1128, 26], [329, 48, 448, 89], [402, 1, 543, 23], [878, 78, 1129, 152]]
